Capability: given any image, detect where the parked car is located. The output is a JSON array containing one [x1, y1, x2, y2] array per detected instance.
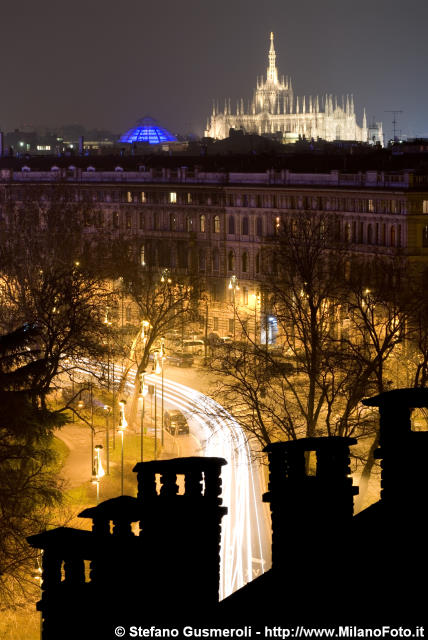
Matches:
[[166, 352, 194, 367], [182, 339, 205, 354], [164, 409, 189, 435]]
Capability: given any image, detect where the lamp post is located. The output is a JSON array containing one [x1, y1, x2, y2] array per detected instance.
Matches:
[[103, 307, 112, 391], [139, 371, 147, 462], [103, 405, 111, 474], [92, 444, 105, 504], [118, 400, 127, 495], [154, 343, 165, 448], [228, 275, 239, 340], [251, 291, 260, 343]]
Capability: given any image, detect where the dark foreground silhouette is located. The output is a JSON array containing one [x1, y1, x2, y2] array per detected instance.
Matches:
[[28, 388, 427, 637]]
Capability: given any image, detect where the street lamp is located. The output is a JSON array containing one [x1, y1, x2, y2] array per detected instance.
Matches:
[[103, 405, 111, 474], [251, 291, 260, 343], [92, 444, 105, 504], [118, 400, 127, 495], [228, 275, 239, 340], [139, 371, 148, 462]]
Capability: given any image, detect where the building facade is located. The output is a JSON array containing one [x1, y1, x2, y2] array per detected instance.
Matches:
[[205, 33, 383, 146], [1, 161, 428, 340]]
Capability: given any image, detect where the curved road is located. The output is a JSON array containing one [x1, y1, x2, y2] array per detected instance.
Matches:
[[132, 372, 272, 600]]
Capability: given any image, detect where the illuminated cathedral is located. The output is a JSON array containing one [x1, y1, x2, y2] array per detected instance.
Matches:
[[205, 33, 383, 145]]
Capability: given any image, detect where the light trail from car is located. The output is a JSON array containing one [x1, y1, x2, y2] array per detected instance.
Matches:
[[135, 372, 272, 600]]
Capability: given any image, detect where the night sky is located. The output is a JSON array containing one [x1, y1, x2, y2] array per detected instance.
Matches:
[[1, 0, 427, 141]]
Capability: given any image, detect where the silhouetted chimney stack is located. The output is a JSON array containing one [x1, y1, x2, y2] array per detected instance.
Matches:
[[263, 437, 358, 570]]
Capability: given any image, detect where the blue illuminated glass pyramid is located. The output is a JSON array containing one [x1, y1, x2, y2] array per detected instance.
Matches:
[[119, 116, 177, 144]]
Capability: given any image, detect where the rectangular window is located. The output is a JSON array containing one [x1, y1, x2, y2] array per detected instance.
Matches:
[[423, 225, 428, 248], [141, 192, 146, 203], [127, 191, 132, 203], [368, 199, 375, 213], [187, 193, 192, 204], [423, 200, 428, 214], [228, 318, 234, 334], [139, 212, 145, 229], [213, 317, 219, 331], [113, 212, 119, 229], [170, 192, 177, 204], [126, 212, 132, 229], [243, 288, 248, 305]]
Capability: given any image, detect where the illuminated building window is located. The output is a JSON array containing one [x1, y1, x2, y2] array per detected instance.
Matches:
[[141, 192, 146, 203], [170, 192, 177, 204], [187, 193, 193, 204], [127, 191, 132, 203], [213, 215, 220, 233], [423, 200, 428, 214], [345, 223, 351, 243], [140, 245, 146, 266], [368, 199, 374, 213], [243, 287, 248, 305], [200, 215, 206, 233]]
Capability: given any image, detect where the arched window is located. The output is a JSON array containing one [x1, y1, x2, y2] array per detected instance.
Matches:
[[242, 216, 249, 236], [186, 216, 193, 232], [213, 215, 220, 233], [256, 217, 263, 237], [212, 249, 219, 272], [390, 225, 396, 247], [228, 216, 235, 235], [228, 250, 235, 271], [242, 252, 248, 273], [200, 215, 206, 233]]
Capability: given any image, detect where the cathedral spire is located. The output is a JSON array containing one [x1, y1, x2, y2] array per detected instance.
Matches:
[[267, 32, 278, 85]]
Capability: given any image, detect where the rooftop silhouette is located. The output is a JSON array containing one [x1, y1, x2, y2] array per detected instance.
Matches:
[[28, 388, 426, 636]]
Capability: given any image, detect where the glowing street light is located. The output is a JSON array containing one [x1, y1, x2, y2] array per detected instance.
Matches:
[[118, 400, 127, 495], [92, 444, 105, 504], [154, 339, 166, 447]]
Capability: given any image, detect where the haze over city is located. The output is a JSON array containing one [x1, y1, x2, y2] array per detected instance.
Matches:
[[1, 0, 428, 141]]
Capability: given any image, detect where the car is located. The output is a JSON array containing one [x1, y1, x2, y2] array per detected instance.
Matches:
[[164, 409, 190, 435], [166, 352, 194, 367], [182, 339, 205, 354]]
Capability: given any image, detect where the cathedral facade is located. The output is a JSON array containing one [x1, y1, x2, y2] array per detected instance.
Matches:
[[205, 33, 383, 145]]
